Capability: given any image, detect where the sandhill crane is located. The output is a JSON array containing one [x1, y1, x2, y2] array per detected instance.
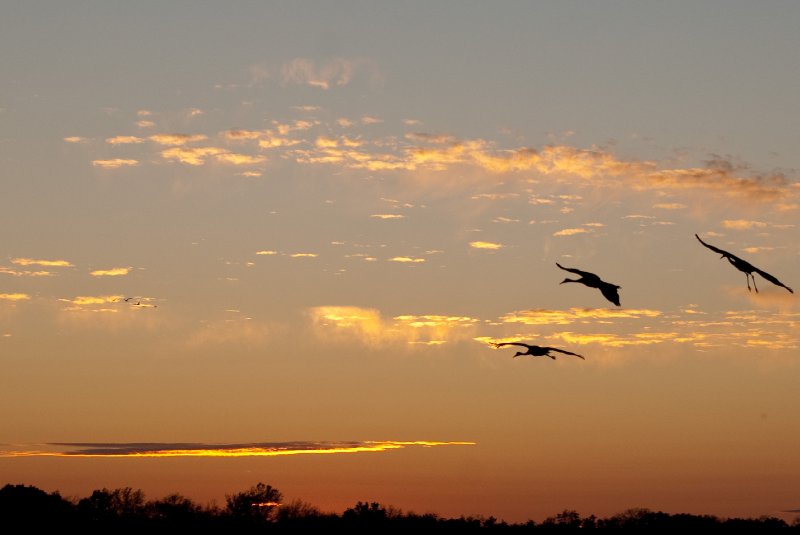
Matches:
[[493, 342, 585, 360], [556, 263, 621, 306], [695, 234, 793, 294]]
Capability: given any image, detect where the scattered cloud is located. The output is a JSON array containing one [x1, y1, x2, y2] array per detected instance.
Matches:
[[59, 295, 122, 307], [92, 159, 139, 169], [0, 266, 53, 277], [290, 253, 318, 258], [63, 136, 87, 143], [281, 57, 362, 90], [149, 133, 208, 146], [722, 219, 769, 230], [0, 293, 30, 301], [389, 256, 425, 263], [370, 214, 404, 220], [500, 308, 662, 326], [653, 203, 687, 210], [469, 241, 504, 250], [137, 120, 155, 128], [90, 267, 131, 277], [553, 228, 589, 237], [12, 258, 73, 268], [105, 135, 145, 145], [309, 306, 478, 346], [256, 250, 278, 256]]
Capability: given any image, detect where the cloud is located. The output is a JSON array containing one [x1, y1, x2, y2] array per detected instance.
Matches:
[[149, 133, 208, 146], [214, 152, 266, 165], [256, 250, 278, 256], [309, 306, 479, 346], [501, 308, 662, 326], [90, 267, 131, 277], [0, 293, 30, 301], [361, 116, 382, 125], [371, 214, 405, 220], [92, 159, 139, 169], [187, 108, 204, 117], [389, 256, 425, 263], [105, 135, 145, 145], [281, 57, 362, 90], [469, 241, 504, 250], [59, 295, 122, 307], [12, 258, 73, 267], [160, 146, 262, 166], [290, 253, 318, 258], [63, 136, 87, 143], [137, 120, 155, 128], [0, 440, 474, 458], [722, 219, 769, 230], [553, 228, 589, 237], [0, 266, 53, 277], [653, 203, 687, 210]]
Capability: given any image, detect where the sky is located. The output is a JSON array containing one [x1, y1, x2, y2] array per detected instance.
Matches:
[[1, 0, 799, 523]]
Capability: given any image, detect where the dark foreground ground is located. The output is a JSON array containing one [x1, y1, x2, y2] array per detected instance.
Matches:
[[2, 482, 797, 533]]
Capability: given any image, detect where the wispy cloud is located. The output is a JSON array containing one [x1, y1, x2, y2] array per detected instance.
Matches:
[[0, 293, 30, 301], [256, 250, 278, 256], [63, 136, 88, 143], [501, 308, 662, 326], [389, 256, 425, 263], [0, 440, 474, 458], [722, 219, 769, 230], [149, 133, 208, 146], [12, 258, 73, 267], [309, 306, 479, 346], [553, 228, 589, 237], [281, 57, 363, 90], [469, 241, 504, 250], [371, 214, 405, 220], [105, 135, 145, 145], [290, 253, 318, 258], [90, 267, 131, 277], [92, 159, 139, 169], [0, 266, 53, 277]]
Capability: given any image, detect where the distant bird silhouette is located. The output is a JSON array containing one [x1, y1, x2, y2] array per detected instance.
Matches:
[[695, 234, 793, 294], [117, 296, 157, 308], [556, 263, 621, 306], [493, 342, 585, 360]]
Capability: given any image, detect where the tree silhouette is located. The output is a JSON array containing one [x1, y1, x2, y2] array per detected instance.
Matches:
[[225, 482, 282, 521]]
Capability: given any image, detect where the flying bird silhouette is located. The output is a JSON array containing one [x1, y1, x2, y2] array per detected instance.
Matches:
[[556, 263, 621, 306], [695, 234, 793, 294], [493, 342, 585, 360]]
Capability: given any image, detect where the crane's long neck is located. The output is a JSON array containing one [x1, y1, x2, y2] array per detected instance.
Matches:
[[560, 278, 579, 284]]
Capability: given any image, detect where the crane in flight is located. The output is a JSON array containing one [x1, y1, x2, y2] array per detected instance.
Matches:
[[556, 263, 621, 306], [493, 342, 585, 360], [695, 234, 793, 294]]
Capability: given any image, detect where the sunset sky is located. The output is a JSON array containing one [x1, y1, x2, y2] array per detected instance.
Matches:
[[1, 2, 798, 522]]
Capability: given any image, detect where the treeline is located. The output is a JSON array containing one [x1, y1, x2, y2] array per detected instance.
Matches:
[[1, 482, 797, 533]]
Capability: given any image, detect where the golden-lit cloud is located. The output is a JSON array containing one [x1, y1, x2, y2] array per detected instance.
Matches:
[[60, 295, 123, 307], [92, 158, 139, 169], [722, 219, 769, 230], [553, 228, 589, 237], [90, 267, 131, 277], [159, 146, 225, 165], [309, 306, 479, 346], [106, 135, 145, 145], [469, 241, 504, 250], [63, 136, 87, 143], [290, 253, 318, 258], [137, 120, 155, 128], [501, 308, 662, 326], [371, 214, 405, 220], [0, 266, 53, 277], [12, 258, 73, 267], [256, 250, 278, 256], [0, 293, 30, 301], [0, 440, 474, 458], [215, 152, 266, 165], [389, 256, 425, 263], [149, 133, 208, 146], [225, 129, 264, 141]]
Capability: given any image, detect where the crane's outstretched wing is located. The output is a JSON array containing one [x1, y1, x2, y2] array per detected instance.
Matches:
[[599, 284, 621, 306], [695, 234, 737, 259], [547, 347, 585, 360], [752, 266, 794, 294], [493, 342, 530, 349], [556, 263, 598, 279]]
